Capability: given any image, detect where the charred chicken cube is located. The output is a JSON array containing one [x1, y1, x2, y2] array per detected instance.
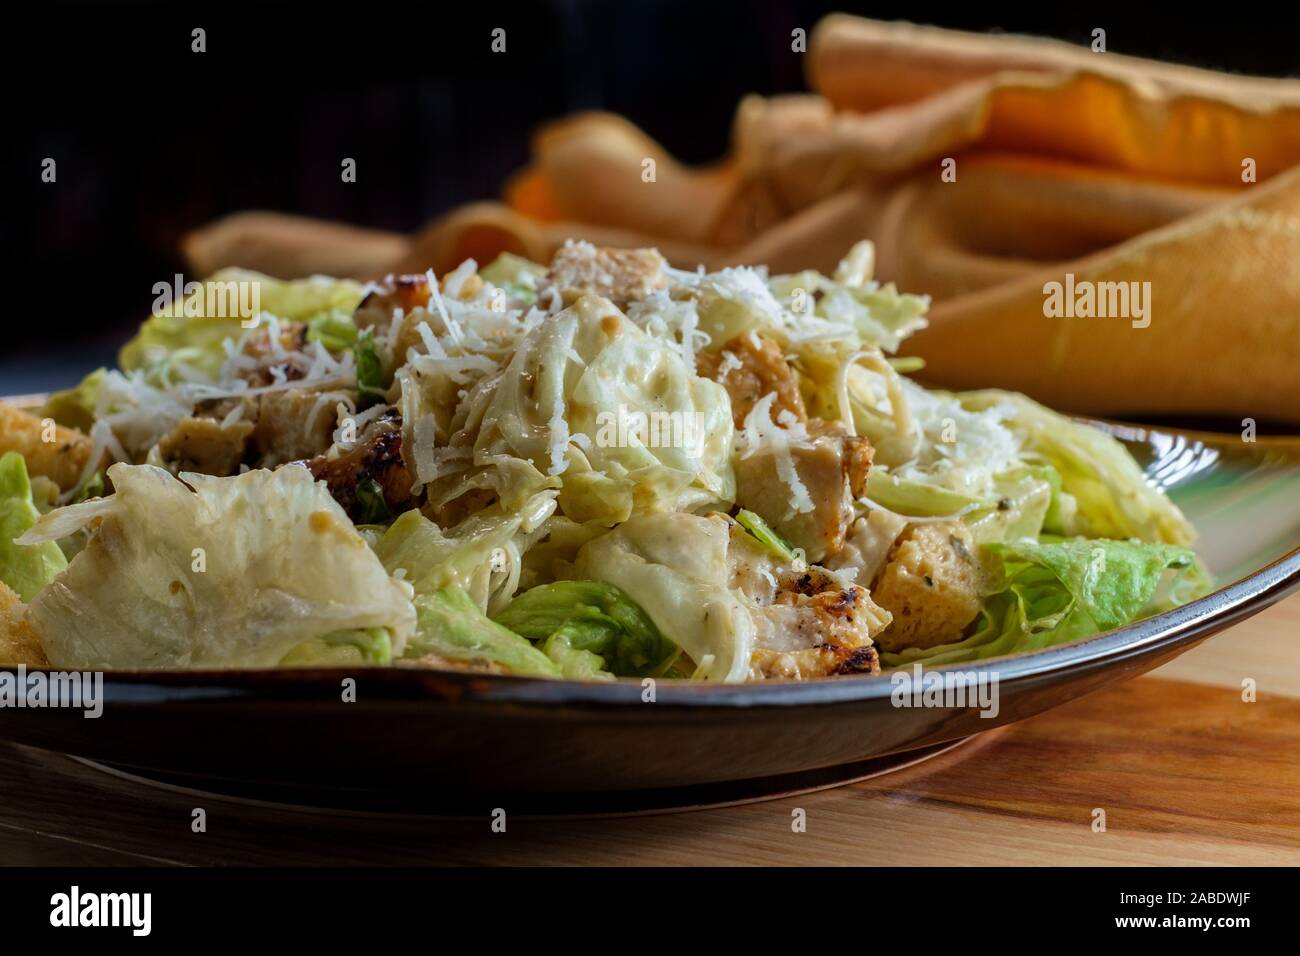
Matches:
[[307, 406, 413, 521]]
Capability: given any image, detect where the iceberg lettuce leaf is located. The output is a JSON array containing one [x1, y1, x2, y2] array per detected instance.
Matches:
[[120, 270, 365, 383], [472, 295, 735, 524], [480, 252, 545, 305], [867, 471, 984, 517], [373, 494, 556, 613], [492, 580, 675, 678], [0, 453, 68, 602], [882, 536, 1209, 667], [959, 391, 1195, 546], [280, 627, 394, 666], [18, 463, 415, 669], [572, 513, 756, 682], [408, 586, 561, 677]]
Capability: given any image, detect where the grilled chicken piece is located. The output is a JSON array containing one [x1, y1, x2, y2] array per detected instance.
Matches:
[[699, 332, 872, 562], [696, 333, 806, 429], [353, 273, 434, 367], [540, 242, 667, 309], [252, 390, 340, 466], [306, 407, 413, 520], [0, 403, 99, 492], [188, 388, 353, 474], [748, 566, 886, 678], [750, 643, 880, 679], [157, 416, 255, 476], [354, 274, 432, 332], [354, 272, 493, 364], [236, 321, 312, 387], [871, 522, 985, 652], [725, 519, 889, 679], [734, 418, 874, 563]]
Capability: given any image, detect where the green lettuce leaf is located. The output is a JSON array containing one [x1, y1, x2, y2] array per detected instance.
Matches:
[[882, 536, 1209, 667], [353, 328, 386, 406], [306, 310, 360, 352], [480, 252, 545, 305], [408, 586, 561, 677], [280, 627, 394, 666], [492, 580, 676, 678], [959, 391, 1195, 546], [355, 478, 394, 525], [42, 368, 107, 433], [867, 471, 984, 518], [120, 270, 365, 383], [536, 632, 615, 679], [735, 509, 795, 561], [0, 453, 68, 601]]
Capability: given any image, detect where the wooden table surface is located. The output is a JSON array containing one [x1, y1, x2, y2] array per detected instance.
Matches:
[[1, 593, 1297, 866]]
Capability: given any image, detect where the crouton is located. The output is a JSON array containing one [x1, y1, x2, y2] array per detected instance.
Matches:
[[0, 403, 98, 491], [0, 581, 48, 667], [870, 522, 985, 651]]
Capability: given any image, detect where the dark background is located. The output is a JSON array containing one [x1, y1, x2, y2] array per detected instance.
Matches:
[[9, 1, 1300, 393]]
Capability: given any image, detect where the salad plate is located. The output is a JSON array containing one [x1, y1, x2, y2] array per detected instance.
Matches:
[[1, 241, 1296, 800], [2, 421, 1296, 799]]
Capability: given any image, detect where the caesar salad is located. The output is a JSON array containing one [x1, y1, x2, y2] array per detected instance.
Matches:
[[0, 241, 1207, 680]]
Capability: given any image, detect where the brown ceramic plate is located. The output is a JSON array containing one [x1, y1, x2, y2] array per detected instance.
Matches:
[[2, 420, 1298, 802]]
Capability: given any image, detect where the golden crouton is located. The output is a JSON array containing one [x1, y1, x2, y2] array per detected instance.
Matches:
[[0, 402, 98, 491], [0, 581, 49, 667], [871, 522, 985, 652]]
